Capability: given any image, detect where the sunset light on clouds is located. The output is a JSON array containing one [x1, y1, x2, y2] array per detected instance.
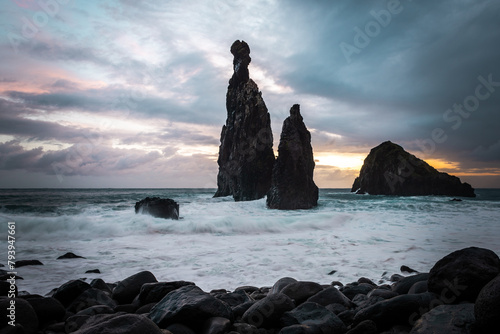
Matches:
[[1, 0, 499, 188]]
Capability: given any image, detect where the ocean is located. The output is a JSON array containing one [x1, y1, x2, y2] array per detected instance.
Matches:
[[1, 188, 499, 295]]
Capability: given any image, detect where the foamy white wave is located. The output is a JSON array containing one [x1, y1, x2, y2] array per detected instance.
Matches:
[[0, 189, 499, 295]]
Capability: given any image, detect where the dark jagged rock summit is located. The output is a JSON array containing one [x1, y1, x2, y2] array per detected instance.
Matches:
[[351, 141, 475, 197], [214, 40, 275, 201], [135, 197, 179, 219], [267, 104, 319, 210]]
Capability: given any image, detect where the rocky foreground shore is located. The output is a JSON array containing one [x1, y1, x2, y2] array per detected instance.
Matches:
[[1, 247, 499, 334]]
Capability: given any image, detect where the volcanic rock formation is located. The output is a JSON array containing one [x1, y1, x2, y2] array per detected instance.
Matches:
[[214, 40, 275, 201], [267, 104, 319, 209], [351, 141, 475, 197], [135, 197, 179, 220]]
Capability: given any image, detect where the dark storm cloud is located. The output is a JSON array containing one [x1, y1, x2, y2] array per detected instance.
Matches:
[[0, 98, 104, 142], [272, 0, 500, 166], [0, 141, 43, 170], [0, 139, 164, 177]]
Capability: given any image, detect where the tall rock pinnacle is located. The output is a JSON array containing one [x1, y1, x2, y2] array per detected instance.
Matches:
[[214, 40, 275, 201], [267, 104, 319, 209]]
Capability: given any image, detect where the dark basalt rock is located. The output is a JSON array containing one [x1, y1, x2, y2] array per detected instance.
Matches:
[[351, 141, 476, 197], [25, 297, 66, 326], [242, 292, 295, 328], [15, 259, 43, 267], [270, 277, 298, 295], [148, 285, 233, 329], [267, 104, 319, 210], [52, 279, 91, 307], [392, 273, 429, 295], [352, 292, 434, 330], [85, 269, 100, 273], [427, 247, 500, 303], [138, 281, 195, 305], [410, 303, 475, 334], [0, 297, 39, 334], [280, 281, 324, 305], [68, 288, 117, 313], [214, 40, 275, 201], [306, 287, 353, 308], [135, 197, 179, 220], [71, 313, 163, 334], [201, 317, 232, 334], [112, 271, 158, 305], [475, 274, 500, 333], [341, 283, 375, 300], [280, 302, 347, 334], [57, 252, 86, 259]]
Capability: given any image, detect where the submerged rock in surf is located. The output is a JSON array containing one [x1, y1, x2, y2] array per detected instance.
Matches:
[[15, 259, 44, 267], [135, 197, 179, 220], [57, 252, 86, 260], [351, 141, 475, 197], [267, 104, 318, 210]]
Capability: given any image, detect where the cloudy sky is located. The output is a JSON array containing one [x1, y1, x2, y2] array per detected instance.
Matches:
[[0, 0, 499, 188]]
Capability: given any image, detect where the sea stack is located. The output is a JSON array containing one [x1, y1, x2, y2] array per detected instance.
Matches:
[[267, 104, 319, 209], [351, 141, 475, 197], [214, 40, 275, 201]]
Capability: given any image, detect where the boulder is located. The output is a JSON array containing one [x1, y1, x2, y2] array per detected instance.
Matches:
[[367, 289, 398, 300], [346, 319, 378, 334], [279, 324, 320, 334], [139, 281, 195, 305], [242, 292, 295, 328], [215, 289, 252, 307], [90, 278, 113, 294], [112, 271, 157, 304], [135, 197, 179, 219], [427, 247, 500, 303], [76, 305, 115, 316], [267, 104, 319, 210], [68, 288, 117, 313], [0, 281, 16, 298], [392, 273, 429, 295], [307, 287, 353, 308], [25, 297, 65, 325], [0, 297, 39, 334], [280, 302, 347, 334], [214, 40, 275, 201], [270, 277, 298, 294], [474, 274, 500, 333], [148, 285, 233, 329], [340, 283, 374, 300], [233, 322, 260, 334], [201, 317, 232, 334], [410, 303, 475, 334], [52, 279, 91, 307], [72, 313, 163, 334], [353, 292, 434, 330], [408, 281, 428, 295], [281, 281, 324, 305], [351, 141, 475, 197]]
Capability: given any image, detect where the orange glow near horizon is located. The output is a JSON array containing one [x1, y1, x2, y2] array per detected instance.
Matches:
[[315, 152, 364, 170], [424, 158, 461, 171]]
